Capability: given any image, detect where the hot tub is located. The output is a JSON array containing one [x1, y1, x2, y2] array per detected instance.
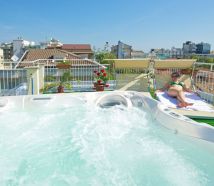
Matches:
[[0, 91, 213, 186]]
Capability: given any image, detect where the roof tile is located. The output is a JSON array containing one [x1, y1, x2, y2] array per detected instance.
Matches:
[[62, 44, 92, 50], [17, 49, 96, 67]]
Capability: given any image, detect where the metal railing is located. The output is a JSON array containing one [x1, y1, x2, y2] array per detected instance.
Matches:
[[0, 69, 28, 96], [154, 68, 181, 90], [0, 59, 116, 95], [42, 59, 116, 93], [194, 70, 214, 93], [115, 68, 148, 91], [112, 60, 214, 104], [193, 63, 214, 102], [0, 58, 213, 100], [0, 61, 18, 70]]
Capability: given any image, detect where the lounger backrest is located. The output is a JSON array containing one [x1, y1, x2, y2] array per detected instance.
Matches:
[[154, 59, 196, 69], [113, 59, 150, 69], [152, 59, 196, 90]]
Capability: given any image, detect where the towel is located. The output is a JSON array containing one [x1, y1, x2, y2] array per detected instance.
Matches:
[[156, 92, 214, 112]]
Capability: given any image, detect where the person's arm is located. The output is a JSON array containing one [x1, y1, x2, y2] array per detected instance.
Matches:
[[182, 83, 193, 92]]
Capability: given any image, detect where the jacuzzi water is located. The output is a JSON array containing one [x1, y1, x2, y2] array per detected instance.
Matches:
[[0, 94, 214, 186]]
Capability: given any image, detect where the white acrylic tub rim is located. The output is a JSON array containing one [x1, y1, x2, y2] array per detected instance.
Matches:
[[138, 92, 214, 143], [0, 91, 214, 144]]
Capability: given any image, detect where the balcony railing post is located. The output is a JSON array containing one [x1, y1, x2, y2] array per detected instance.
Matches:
[[25, 66, 40, 95], [38, 64, 45, 92]]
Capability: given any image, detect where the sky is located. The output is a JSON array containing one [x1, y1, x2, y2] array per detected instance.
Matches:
[[0, 0, 214, 52]]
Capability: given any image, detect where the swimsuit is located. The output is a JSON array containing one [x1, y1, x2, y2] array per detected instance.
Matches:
[[169, 81, 184, 87], [168, 81, 184, 95]]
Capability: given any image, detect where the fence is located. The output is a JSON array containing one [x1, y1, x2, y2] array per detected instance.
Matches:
[[0, 61, 15, 70], [115, 68, 148, 91], [192, 63, 214, 103], [43, 59, 116, 93], [0, 59, 117, 95], [112, 60, 214, 104], [0, 69, 28, 96], [193, 62, 214, 94], [0, 59, 213, 101]]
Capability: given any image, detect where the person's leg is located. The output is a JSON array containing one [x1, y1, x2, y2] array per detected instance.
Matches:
[[177, 90, 193, 107], [168, 89, 191, 108], [167, 89, 178, 97], [173, 91, 188, 107], [167, 90, 185, 107], [176, 90, 186, 103]]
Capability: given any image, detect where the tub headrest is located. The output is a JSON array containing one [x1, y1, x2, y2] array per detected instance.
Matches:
[[96, 94, 132, 108]]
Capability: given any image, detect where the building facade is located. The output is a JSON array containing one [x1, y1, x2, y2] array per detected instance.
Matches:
[[0, 48, 3, 69], [111, 41, 132, 59], [131, 50, 145, 58], [171, 47, 183, 58], [182, 41, 211, 56], [182, 41, 197, 55], [40, 38, 62, 49], [61, 44, 93, 59], [44, 38, 93, 59], [196, 42, 211, 54], [0, 43, 13, 60], [0, 48, 3, 61], [150, 48, 183, 59], [12, 38, 36, 61], [151, 48, 171, 59], [1, 38, 36, 61]]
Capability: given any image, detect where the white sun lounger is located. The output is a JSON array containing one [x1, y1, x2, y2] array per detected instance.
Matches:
[[156, 92, 214, 119]]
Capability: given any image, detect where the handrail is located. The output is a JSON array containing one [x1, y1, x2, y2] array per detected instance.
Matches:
[[14, 50, 29, 69], [17, 58, 106, 69], [194, 62, 214, 71]]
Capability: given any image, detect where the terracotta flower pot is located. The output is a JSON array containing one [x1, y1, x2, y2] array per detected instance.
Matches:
[[94, 83, 104, 91], [56, 63, 71, 69], [57, 85, 64, 93], [180, 69, 192, 75]]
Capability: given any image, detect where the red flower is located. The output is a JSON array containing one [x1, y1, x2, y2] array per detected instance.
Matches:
[[94, 69, 108, 89]]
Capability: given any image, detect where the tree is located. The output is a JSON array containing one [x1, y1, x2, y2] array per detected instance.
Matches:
[[206, 58, 214, 63], [94, 51, 116, 81], [95, 51, 116, 64], [190, 55, 214, 63]]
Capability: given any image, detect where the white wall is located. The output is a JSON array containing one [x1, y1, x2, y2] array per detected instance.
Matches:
[[12, 39, 35, 61], [13, 39, 23, 55], [0, 48, 3, 69], [0, 48, 3, 60]]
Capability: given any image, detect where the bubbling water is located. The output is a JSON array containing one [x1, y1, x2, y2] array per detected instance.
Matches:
[[0, 99, 213, 186]]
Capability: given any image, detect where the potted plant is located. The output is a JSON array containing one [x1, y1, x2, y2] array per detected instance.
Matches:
[[41, 71, 72, 94], [57, 71, 72, 93], [56, 61, 71, 69], [93, 69, 109, 91]]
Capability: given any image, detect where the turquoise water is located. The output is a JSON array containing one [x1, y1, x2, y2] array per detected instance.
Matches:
[[0, 98, 214, 186]]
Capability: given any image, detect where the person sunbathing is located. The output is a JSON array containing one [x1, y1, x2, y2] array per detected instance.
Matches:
[[156, 72, 193, 108]]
